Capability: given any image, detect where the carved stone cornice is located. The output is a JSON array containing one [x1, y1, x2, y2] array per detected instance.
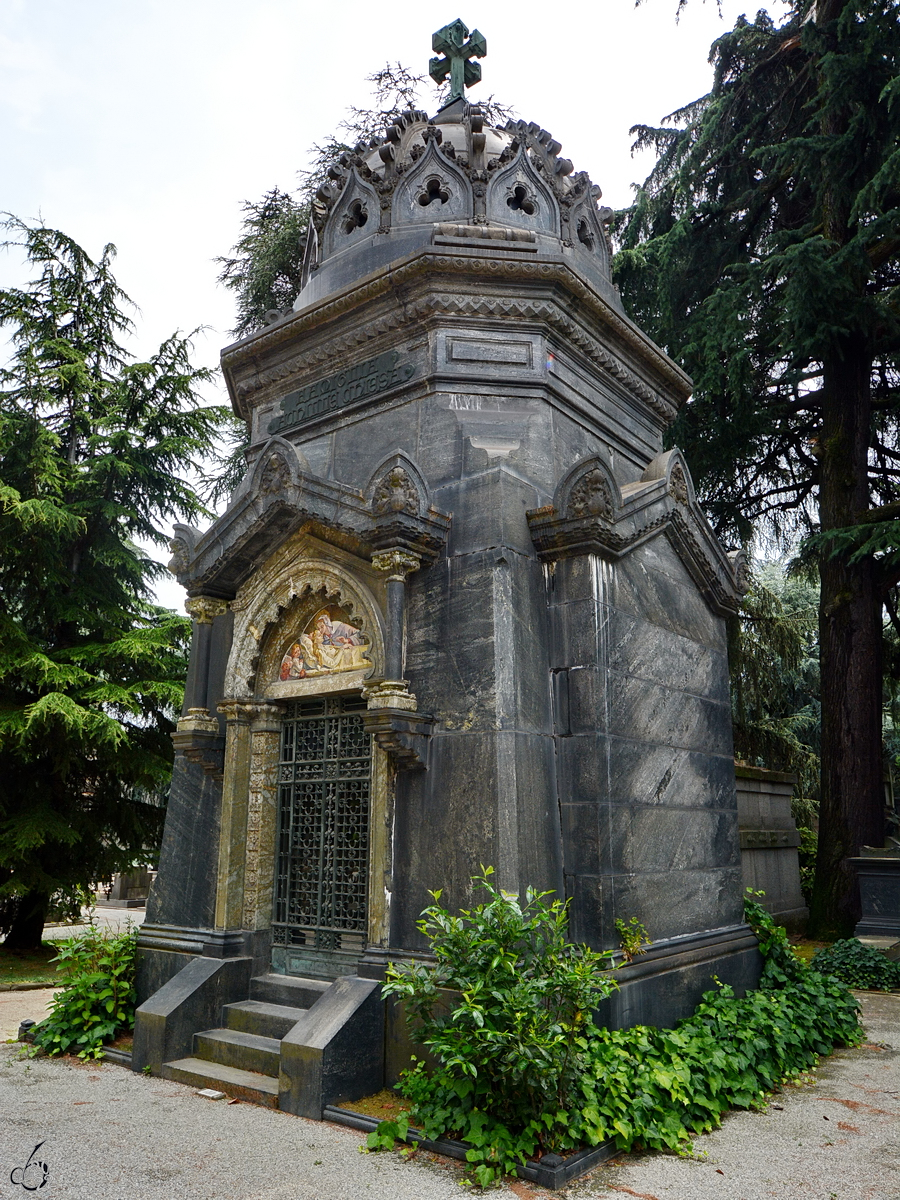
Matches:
[[361, 705, 433, 771], [221, 250, 690, 424]]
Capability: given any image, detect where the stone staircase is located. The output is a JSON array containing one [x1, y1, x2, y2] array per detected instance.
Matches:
[[160, 973, 330, 1106]]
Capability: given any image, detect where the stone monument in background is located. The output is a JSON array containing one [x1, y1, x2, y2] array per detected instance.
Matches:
[[133, 21, 760, 1115]]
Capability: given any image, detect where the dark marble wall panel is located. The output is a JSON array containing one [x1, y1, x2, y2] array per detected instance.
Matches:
[[606, 675, 733, 757], [329, 398, 420, 490], [392, 732, 499, 949], [556, 731, 609, 806], [147, 757, 221, 930], [437, 466, 541, 559], [607, 741, 737, 811], [612, 542, 726, 652], [412, 396, 465, 490], [405, 553, 498, 731], [603, 806, 741, 874], [608, 609, 729, 704], [602, 867, 746, 942], [293, 433, 334, 479]]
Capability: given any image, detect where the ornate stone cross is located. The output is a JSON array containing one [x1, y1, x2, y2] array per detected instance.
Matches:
[[429, 19, 487, 104]]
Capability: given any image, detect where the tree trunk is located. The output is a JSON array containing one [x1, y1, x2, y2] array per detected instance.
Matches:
[[3, 890, 49, 951], [809, 337, 885, 937]]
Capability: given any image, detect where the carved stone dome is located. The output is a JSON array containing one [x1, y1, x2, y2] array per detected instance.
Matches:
[[294, 98, 619, 312]]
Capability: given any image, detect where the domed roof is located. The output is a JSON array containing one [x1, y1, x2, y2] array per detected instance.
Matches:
[[294, 97, 618, 312]]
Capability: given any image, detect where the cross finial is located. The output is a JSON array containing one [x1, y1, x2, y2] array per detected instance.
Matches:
[[429, 19, 487, 105]]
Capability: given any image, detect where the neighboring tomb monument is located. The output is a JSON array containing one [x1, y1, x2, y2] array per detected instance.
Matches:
[[133, 22, 760, 1116]]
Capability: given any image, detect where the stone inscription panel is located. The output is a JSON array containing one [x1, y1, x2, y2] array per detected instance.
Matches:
[[447, 337, 533, 367], [268, 349, 415, 435]]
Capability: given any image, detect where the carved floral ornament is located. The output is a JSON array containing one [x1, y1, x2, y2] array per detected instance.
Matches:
[[668, 463, 690, 506], [371, 549, 422, 580], [372, 466, 419, 517], [168, 537, 191, 577], [185, 596, 229, 624], [567, 468, 614, 522], [259, 452, 293, 496]]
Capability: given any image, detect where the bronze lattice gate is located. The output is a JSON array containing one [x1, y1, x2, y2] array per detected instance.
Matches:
[[272, 694, 371, 976]]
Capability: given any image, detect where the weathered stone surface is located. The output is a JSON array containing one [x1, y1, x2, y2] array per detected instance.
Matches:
[[138, 86, 755, 1095]]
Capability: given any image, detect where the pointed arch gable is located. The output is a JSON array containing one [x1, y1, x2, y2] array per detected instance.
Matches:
[[391, 139, 474, 227]]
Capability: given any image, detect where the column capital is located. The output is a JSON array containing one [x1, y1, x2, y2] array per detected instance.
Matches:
[[185, 595, 230, 624], [371, 549, 421, 581], [218, 699, 283, 731]]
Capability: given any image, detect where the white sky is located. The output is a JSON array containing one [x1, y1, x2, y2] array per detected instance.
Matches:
[[1, 0, 787, 608]]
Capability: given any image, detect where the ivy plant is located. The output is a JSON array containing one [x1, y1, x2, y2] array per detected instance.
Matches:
[[371, 881, 862, 1187]]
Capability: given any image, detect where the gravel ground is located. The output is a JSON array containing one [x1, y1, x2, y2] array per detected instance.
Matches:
[[0, 991, 896, 1200]]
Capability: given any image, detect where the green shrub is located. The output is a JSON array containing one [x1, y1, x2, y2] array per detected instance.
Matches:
[[812, 938, 900, 991], [378, 867, 618, 1183], [372, 881, 862, 1186], [30, 923, 137, 1059]]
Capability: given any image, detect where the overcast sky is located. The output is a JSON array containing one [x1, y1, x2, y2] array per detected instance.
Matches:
[[2, 0, 787, 607]]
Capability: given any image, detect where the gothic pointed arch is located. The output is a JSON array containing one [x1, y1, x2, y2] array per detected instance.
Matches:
[[486, 143, 559, 235], [321, 168, 380, 258], [391, 136, 474, 227], [555, 453, 621, 523], [365, 452, 430, 519]]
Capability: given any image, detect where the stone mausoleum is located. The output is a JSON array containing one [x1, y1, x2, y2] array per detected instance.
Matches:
[[133, 21, 760, 1115]]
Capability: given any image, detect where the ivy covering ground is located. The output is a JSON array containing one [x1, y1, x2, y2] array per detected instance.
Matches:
[[371, 878, 862, 1187], [813, 938, 900, 991]]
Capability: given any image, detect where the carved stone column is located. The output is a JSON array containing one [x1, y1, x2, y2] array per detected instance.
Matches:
[[181, 596, 229, 732], [367, 549, 421, 710]]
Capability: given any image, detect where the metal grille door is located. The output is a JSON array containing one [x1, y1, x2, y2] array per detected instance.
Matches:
[[273, 695, 371, 958]]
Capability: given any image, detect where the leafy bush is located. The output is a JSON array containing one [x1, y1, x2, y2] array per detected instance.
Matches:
[[30, 923, 137, 1059], [372, 882, 861, 1186], [812, 938, 900, 991], [378, 867, 618, 1184]]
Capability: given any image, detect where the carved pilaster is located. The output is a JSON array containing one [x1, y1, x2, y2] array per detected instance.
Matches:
[[243, 702, 284, 932]]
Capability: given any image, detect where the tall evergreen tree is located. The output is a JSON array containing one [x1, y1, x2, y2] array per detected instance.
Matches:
[[0, 219, 227, 949], [617, 1, 900, 934]]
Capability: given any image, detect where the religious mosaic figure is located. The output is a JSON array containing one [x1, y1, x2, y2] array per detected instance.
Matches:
[[278, 608, 370, 679]]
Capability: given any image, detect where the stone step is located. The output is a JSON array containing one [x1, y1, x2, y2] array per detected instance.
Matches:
[[223, 999, 308, 1040], [250, 972, 331, 1009], [160, 1057, 279, 1107], [194, 1027, 281, 1075]]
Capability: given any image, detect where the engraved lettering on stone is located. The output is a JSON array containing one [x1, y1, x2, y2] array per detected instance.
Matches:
[[373, 466, 418, 517], [268, 349, 416, 435], [568, 469, 614, 521]]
